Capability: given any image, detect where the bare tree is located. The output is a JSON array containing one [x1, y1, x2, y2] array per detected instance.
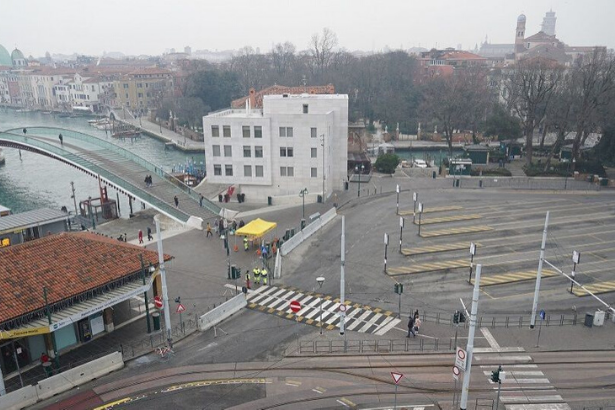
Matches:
[[270, 42, 296, 76], [542, 72, 575, 170], [503, 59, 562, 165], [309, 28, 338, 77]]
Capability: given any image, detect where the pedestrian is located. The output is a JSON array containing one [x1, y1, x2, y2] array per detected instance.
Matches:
[[147, 226, 153, 241], [138, 229, 143, 244], [22, 128, 26, 135], [199, 194, 204, 207], [58, 133, 63, 145], [243, 236, 249, 251], [253, 267, 261, 285], [174, 195, 179, 208], [219, 218, 224, 235], [239, 219, 245, 228], [232, 220, 237, 231], [407, 315, 416, 338], [40, 352, 52, 377], [261, 244, 268, 259], [261, 268, 268, 285], [124, 233, 127, 242], [144, 175, 149, 187], [414, 311, 421, 335], [245, 270, 251, 289], [206, 222, 213, 237]]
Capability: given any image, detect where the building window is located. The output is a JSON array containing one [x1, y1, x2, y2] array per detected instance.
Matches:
[[255, 146, 263, 158], [280, 166, 294, 177], [214, 165, 222, 176], [279, 127, 293, 137], [137, 83, 143, 88], [311, 127, 317, 138], [244, 165, 252, 177], [138, 93, 143, 98], [242, 126, 250, 138], [311, 148, 317, 158], [311, 167, 318, 178], [223, 125, 231, 137], [123, 83, 128, 89], [212, 145, 220, 157], [255, 165, 264, 177], [211, 125, 219, 137], [225, 165, 233, 176], [254, 126, 262, 138], [224, 145, 232, 157], [243, 146, 251, 157], [280, 147, 294, 157], [303, 104, 308, 114]]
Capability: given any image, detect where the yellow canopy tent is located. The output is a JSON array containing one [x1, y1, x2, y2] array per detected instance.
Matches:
[[235, 218, 277, 239]]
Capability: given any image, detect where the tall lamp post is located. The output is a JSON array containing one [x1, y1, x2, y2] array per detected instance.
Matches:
[[316, 276, 325, 334], [299, 188, 308, 220], [320, 134, 326, 201], [356, 164, 365, 197]]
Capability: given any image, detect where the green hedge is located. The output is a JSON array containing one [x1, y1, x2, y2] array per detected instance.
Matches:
[[471, 168, 512, 177], [524, 160, 606, 177]]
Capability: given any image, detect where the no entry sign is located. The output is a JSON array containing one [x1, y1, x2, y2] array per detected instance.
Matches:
[[154, 296, 163, 309], [290, 300, 301, 313]]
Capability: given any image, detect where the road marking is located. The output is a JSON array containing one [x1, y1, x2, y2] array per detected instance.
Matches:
[[399, 205, 463, 216], [480, 328, 500, 349], [572, 280, 615, 296], [313, 386, 326, 394], [387, 259, 469, 275], [505, 401, 569, 409], [197, 342, 218, 352], [401, 242, 478, 256], [285, 380, 301, 387], [475, 355, 532, 362], [337, 397, 356, 408], [474, 347, 525, 353], [414, 214, 482, 225], [474, 270, 556, 286], [420, 225, 493, 238]]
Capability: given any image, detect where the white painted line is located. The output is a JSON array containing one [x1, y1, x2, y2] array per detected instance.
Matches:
[[483, 370, 544, 377], [527, 395, 564, 403], [305, 308, 321, 320], [197, 342, 218, 352], [474, 347, 525, 353], [505, 401, 569, 409], [480, 327, 500, 349], [504, 378, 550, 384], [336, 399, 350, 408], [475, 355, 532, 362], [372, 315, 394, 333], [375, 318, 401, 336]]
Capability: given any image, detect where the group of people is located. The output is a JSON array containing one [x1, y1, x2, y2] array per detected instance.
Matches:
[[407, 310, 422, 338], [144, 175, 153, 187], [245, 266, 269, 288], [138, 227, 154, 244]]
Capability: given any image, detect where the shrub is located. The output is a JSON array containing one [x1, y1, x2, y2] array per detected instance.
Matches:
[[471, 168, 512, 177], [374, 153, 401, 174]]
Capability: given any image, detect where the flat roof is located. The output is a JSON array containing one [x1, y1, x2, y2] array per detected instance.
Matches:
[[0, 208, 68, 233], [264, 94, 348, 100]]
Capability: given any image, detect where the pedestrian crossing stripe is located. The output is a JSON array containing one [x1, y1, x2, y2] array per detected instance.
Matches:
[[401, 242, 479, 256], [420, 225, 494, 238], [387, 259, 469, 276], [246, 285, 400, 335], [572, 280, 615, 296], [472, 269, 556, 286], [414, 214, 482, 225], [399, 205, 463, 216]]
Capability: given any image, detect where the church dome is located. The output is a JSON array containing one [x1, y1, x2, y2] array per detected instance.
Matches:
[[517, 14, 526, 23], [11, 48, 25, 61], [0, 44, 12, 66]]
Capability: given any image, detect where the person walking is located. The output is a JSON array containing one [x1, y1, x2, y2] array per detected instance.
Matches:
[[199, 194, 204, 207], [174, 195, 179, 208], [413, 311, 421, 335], [407, 314, 416, 338], [138, 229, 144, 244], [147, 226, 153, 241], [245, 270, 251, 289], [58, 133, 63, 145], [243, 237, 249, 251], [206, 222, 213, 238], [261, 267, 268, 286]]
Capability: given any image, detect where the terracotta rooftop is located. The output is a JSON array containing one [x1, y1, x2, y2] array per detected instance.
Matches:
[[0, 232, 172, 324], [231, 84, 335, 109], [440, 51, 487, 61]]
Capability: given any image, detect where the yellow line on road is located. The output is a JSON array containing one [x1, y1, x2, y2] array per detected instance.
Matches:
[[402, 242, 479, 256], [399, 205, 463, 216], [472, 269, 556, 286], [572, 280, 615, 296], [414, 214, 482, 225], [420, 225, 493, 238], [387, 259, 469, 276]]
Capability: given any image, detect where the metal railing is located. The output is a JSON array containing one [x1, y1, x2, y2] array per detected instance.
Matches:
[[298, 337, 451, 354]]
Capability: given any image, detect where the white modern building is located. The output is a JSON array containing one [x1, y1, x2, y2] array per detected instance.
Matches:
[[203, 93, 348, 204]]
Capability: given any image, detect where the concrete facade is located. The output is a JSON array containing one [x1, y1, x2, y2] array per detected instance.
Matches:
[[203, 93, 348, 203]]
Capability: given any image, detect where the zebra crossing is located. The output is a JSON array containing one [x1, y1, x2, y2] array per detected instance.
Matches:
[[401, 242, 478, 256], [572, 279, 615, 296], [480, 363, 570, 409], [472, 269, 557, 286], [387, 259, 469, 276], [398, 205, 464, 216], [413, 214, 482, 225], [419, 225, 493, 238], [246, 285, 401, 335]]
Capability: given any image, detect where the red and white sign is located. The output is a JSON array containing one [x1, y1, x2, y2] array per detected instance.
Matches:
[[455, 347, 467, 371], [391, 372, 404, 384], [154, 296, 163, 309], [290, 300, 301, 313], [176, 303, 186, 313], [452, 365, 460, 380]]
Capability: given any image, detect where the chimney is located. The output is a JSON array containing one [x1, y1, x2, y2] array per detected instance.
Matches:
[[249, 88, 256, 110]]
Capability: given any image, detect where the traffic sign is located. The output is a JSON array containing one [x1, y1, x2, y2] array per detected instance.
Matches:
[[453, 365, 460, 380], [154, 295, 163, 309], [290, 300, 301, 313], [455, 347, 467, 371], [176, 303, 186, 313], [391, 372, 403, 384], [339, 304, 347, 312]]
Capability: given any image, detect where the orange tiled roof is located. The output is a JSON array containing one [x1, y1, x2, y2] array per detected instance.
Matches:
[[441, 51, 487, 61], [0, 232, 172, 324], [231, 84, 335, 108]]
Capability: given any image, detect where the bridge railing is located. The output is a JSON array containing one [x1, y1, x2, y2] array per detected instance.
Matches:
[[0, 131, 193, 224], [4, 126, 222, 216]]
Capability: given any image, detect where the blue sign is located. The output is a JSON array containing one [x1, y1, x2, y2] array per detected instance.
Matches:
[[539, 310, 546, 320]]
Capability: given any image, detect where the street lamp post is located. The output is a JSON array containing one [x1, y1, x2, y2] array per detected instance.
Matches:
[[299, 188, 308, 222], [154, 215, 173, 349], [320, 134, 325, 201], [317, 276, 325, 334], [356, 164, 365, 197]]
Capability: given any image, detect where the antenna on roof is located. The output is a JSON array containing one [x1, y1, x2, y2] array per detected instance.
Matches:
[[302, 75, 307, 91]]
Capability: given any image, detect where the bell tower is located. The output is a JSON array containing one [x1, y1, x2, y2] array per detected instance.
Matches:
[[515, 14, 527, 55]]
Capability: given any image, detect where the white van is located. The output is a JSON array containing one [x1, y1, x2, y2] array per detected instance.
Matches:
[[413, 159, 428, 168]]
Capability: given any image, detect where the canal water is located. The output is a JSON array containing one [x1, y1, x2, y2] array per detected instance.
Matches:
[[0, 110, 203, 216]]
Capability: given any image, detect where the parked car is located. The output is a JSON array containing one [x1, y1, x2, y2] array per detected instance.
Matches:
[[413, 159, 428, 168]]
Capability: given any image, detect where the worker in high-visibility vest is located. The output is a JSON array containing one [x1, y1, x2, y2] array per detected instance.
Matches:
[[243, 237, 249, 251], [253, 267, 261, 285], [261, 268, 268, 285], [245, 270, 251, 289]]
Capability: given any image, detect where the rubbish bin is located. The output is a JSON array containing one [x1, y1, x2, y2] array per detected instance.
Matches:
[[344, 181, 349, 190], [317, 195, 323, 203], [267, 196, 272, 206], [593, 310, 605, 326], [241, 193, 246, 202], [284, 229, 290, 241], [584, 312, 594, 327], [432, 171, 436, 179], [479, 180, 483, 188], [152, 312, 161, 331]]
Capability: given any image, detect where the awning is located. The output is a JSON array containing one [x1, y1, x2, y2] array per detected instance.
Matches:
[[235, 218, 277, 238], [0, 272, 158, 341]]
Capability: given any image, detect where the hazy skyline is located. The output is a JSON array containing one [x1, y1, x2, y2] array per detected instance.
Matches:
[[2, 0, 614, 58]]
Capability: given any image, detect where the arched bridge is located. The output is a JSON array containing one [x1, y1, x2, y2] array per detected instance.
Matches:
[[0, 126, 222, 228]]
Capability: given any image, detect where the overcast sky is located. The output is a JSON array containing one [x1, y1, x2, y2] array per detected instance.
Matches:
[[2, 0, 613, 57]]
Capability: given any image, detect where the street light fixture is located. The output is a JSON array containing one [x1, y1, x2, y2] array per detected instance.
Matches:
[[355, 164, 365, 197], [299, 188, 308, 220], [316, 276, 325, 334]]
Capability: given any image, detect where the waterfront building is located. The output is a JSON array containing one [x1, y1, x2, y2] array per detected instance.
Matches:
[[113, 67, 172, 114], [203, 91, 348, 204], [0, 208, 70, 247]]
